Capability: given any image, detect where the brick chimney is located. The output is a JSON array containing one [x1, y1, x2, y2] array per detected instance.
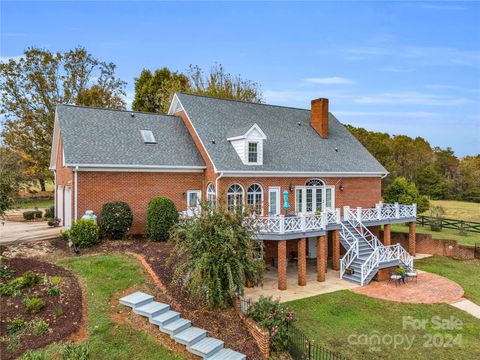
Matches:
[[311, 98, 329, 138]]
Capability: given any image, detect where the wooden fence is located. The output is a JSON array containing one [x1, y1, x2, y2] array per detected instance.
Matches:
[[416, 216, 480, 234]]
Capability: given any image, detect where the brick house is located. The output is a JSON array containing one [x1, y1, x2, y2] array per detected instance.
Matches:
[[50, 93, 417, 288]]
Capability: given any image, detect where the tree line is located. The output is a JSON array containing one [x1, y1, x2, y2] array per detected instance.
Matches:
[[1, 46, 478, 217]]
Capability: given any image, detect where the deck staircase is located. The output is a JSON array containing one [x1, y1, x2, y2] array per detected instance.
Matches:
[[339, 211, 414, 285], [120, 292, 246, 360]]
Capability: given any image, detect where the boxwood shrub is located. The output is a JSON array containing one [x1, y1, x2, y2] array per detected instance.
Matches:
[[146, 197, 178, 241], [23, 210, 43, 220], [100, 201, 133, 239], [44, 205, 55, 219], [68, 219, 99, 248]]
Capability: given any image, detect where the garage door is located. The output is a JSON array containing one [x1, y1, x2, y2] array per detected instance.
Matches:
[[64, 186, 72, 229]]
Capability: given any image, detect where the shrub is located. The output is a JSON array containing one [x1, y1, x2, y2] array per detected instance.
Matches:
[[146, 197, 179, 241], [60, 342, 90, 360], [100, 201, 133, 239], [22, 270, 41, 287], [51, 276, 63, 285], [23, 210, 43, 220], [0, 277, 26, 296], [21, 351, 47, 360], [0, 261, 14, 280], [54, 306, 64, 317], [247, 296, 294, 352], [44, 205, 54, 219], [7, 335, 21, 352], [7, 318, 26, 335], [47, 287, 60, 296], [30, 318, 49, 336], [68, 219, 99, 248], [23, 296, 46, 314], [169, 204, 263, 309]]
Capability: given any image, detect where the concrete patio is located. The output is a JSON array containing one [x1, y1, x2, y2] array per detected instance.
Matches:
[[244, 260, 359, 303], [0, 220, 61, 245]]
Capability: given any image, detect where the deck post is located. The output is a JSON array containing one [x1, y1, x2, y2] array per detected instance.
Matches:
[[317, 235, 326, 282], [383, 224, 391, 246], [298, 238, 307, 286], [278, 240, 287, 290], [408, 222, 416, 256], [332, 230, 340, 271]]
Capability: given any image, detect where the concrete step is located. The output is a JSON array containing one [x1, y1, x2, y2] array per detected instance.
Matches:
[[188, 337, 224, 359], [174, 327, 208, 346], [161, 318, 192, 336], [150, 310, 180, 327], [119, 291, 154, 309], [133, 301, 170, 318], [207, 348, 246, 360]]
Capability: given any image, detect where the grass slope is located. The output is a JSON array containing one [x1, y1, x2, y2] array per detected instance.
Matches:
[[286, 290, 480, 360], [415, 256, 480, 306], [390, 223, 480, 247], [22, 254, 184, 360], [422, 200, 480, 223]]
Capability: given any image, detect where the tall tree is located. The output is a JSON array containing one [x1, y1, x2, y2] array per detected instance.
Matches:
[[0, 47, 126, 190], [132, 68, 190, 113], [0, 147, 24, 217]]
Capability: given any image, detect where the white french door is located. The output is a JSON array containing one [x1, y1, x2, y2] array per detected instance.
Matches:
[[268, 187, 280, 216], [295, 186, 334, 214], [57, 185, 63, 225]]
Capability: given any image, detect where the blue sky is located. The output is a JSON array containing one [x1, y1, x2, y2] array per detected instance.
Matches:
[[1, 1, 479, 156]]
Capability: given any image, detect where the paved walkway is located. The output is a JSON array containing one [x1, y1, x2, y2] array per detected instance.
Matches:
[[0, 220, 61, 245], [244, 261, 358, 303], [451, 298, 480, 319], [351, 270, 464, 304]]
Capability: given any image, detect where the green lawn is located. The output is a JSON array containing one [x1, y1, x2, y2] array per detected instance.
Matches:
[[415, 256, 480, 306], [286, 291, 480, 360], [422, 200, 480, 222], [14, 198, 54, 210], [22, 254, 184, 360], [390, 223, 480, 247]]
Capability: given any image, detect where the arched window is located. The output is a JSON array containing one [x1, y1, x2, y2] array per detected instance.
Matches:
[[247, 183, 263, 215], [206, 183, 215, 207], [227, 184, 244, 211], [306, 178, 325, 187]]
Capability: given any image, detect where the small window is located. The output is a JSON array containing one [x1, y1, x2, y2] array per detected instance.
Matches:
[[140, 130, 156, 144], [248, 142, 258, 163]]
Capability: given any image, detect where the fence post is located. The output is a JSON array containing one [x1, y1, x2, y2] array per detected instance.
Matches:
[[376, 203, 382, 220], [336, 208, 341, 224], [301, 214, 306, 232], [356, 207, 362, 222], [280, 215, 285, 234], [343, 206, 350, 221], [395, 202, 400, 219]]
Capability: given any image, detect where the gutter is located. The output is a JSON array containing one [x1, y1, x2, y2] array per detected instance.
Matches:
[[215, 172, 224, 205], [74, 166, 78, 220]]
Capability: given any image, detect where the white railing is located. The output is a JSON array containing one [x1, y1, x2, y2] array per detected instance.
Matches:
[[359, 243, 414, 285], [344, 208, 383, 249], [345, 203, 416, 223], [339, 222, 359, 278], [253, 208, 341, 235]]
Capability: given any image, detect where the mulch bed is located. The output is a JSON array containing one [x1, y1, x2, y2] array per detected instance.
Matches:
[[78, 239, 265, 360], [0, 258, 83, 360]]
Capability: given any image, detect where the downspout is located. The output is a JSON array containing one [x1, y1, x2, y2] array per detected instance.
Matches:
[[215, 172, 224, 205], [74, 166, 78, 220], [53, 172, 57, 218]]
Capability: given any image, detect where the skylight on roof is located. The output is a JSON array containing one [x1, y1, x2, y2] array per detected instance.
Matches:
[[140, 130, 156, 144]]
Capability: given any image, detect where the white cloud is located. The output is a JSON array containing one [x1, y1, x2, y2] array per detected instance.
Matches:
[[303, 77, 354, 85], [0, 55, 23, 63], [378, 66, 415, 73]]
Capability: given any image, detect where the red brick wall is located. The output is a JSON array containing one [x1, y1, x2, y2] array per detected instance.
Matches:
[[218, 176, 381, 216], [386, 231, 475, 260], [77, 172, 203, 234]]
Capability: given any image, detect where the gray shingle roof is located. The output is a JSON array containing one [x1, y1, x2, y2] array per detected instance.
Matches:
[[57, 104, 204, 168], [176, 93, 387, 174]]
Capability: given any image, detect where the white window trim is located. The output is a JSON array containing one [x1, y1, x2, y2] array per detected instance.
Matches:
[[206, 183, 215, 205], [268, 186, 281, 216], [186, 190, 202, 216], [227, 183, 244, 210], [245, 141, 260, 165]]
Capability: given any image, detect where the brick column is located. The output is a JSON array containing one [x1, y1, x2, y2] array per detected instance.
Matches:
[[317, 236, 326, 282], [383, 224, 391, 246], [278, 240, 287, 290], [332, 230, 340, 271], [297, 238, 307, 286], [408, 222, 416, 256]]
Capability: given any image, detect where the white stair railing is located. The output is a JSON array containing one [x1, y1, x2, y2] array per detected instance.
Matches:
[[339, 222, 359, 278], [344, 208, 383, 249]]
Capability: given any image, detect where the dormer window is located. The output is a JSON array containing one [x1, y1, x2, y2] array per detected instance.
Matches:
[[227, 123, 266, 166], [140, 130, 156, 144], [248, 142, 258, 163]]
